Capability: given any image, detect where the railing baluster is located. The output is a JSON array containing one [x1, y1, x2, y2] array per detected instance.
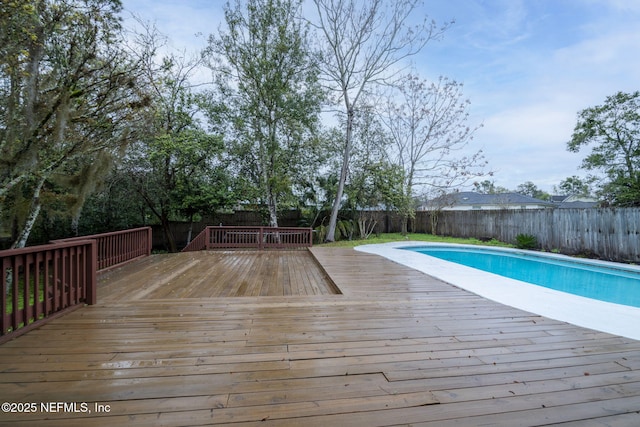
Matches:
[[11, 256, 20, 332], [44, 249, 52, 316], [1, 259, 8, 335], [24, 254, 32, 327]]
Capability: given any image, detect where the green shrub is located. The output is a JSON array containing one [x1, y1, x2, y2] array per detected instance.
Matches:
[[515, 233, 538, 250]]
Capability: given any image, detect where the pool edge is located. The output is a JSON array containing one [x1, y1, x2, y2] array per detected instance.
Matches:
[[356, 242, 640, 342]]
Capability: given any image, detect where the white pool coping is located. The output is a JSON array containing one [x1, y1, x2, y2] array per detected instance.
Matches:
[[355, 242, 640, 341]]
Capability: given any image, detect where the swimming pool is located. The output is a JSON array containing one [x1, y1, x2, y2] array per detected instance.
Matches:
[[355, 242, 640, 340], [405, 245, 640, 308]]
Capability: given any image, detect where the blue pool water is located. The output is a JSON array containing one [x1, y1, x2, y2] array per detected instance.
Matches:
[[404, 246, 640, 308]]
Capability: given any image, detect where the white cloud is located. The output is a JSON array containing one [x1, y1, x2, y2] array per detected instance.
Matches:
[[442, 0, 640, 191], [474, 103, 582, 190], [551, 30, 640, 90], [596, 0, 640, 13], [122, 0, 223, 50]]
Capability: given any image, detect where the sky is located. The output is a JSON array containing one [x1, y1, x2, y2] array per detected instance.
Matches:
[[121, 0, 640, 193]]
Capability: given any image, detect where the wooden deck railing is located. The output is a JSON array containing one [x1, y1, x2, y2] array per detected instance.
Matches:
[[1, 240, 97, 344], [51, 226, 152, 271], [1, 227, 153, 343], [182, 226, 313, 251]]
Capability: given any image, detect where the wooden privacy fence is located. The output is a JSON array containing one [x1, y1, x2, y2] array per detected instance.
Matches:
[[182, 226, 313, 251], [1, 227, 153, 343], [51, 226, 152, 271], [426, 208, 640, 262], [1, 240, 96, 344]]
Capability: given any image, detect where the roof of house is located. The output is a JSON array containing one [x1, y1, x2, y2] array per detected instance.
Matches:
[[431, 191, 554, 207], [551, 194, 599, 208], [557, 201, 600, 209]]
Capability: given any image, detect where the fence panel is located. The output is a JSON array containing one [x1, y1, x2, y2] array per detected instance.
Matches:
[[418, 208, 640, 262], [1, 240, 96, 344]]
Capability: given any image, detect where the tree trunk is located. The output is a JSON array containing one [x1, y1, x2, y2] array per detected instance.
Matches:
[[430, 211, 439, 235], [326, 108, 354, 242], [161, 216, 177, 252], [186, 213, 194, 245], [267, 190, 279, 228], [401, 215, 408, 236], [11, 176, 46, 249], [71, 216, 80, 237]]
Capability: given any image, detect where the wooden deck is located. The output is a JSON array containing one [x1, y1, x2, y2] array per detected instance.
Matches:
[[1, 248, 639, 426], [97, 250, 340, 301]]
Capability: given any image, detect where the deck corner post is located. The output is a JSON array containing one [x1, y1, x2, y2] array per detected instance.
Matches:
[[86, 240, 98, 305], [146, 226, 153, 256]]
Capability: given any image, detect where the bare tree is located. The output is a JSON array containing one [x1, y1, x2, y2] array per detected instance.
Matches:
[[421, 189, 457, 235], [381, 73, 487, 234], [311, 0, 450, 241]]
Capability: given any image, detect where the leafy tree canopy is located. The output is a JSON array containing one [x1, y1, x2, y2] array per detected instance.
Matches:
[[515, 181, 550, 201], [554, 175, 593, 198], [568, 91, 640, 206], [472, 180, 509, 194], [0, 0, 146, 247], [205, 0, 323, 227]]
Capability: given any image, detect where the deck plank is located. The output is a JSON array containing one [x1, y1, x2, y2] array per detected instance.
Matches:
[[1, 247, 639, 426], [98, 250, 339, 300]]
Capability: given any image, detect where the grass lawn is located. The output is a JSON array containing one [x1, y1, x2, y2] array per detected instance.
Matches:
[[4, 286, 44, 314], [317, 233, 513, 248]]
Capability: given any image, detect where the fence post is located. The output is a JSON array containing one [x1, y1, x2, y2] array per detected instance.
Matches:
[[259, 227, 264, 250]]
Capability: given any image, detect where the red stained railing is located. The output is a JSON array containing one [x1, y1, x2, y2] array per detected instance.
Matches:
[[52, 227, 152, 271], [1, 240, 97, 344], [1, 227, 153, 343], [182, 226, 313, 251]]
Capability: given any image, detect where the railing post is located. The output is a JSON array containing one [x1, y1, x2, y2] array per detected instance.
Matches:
[[259, 227, 264, 250], [85, 241, 97, 305], [147, 227, 153, 256]]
